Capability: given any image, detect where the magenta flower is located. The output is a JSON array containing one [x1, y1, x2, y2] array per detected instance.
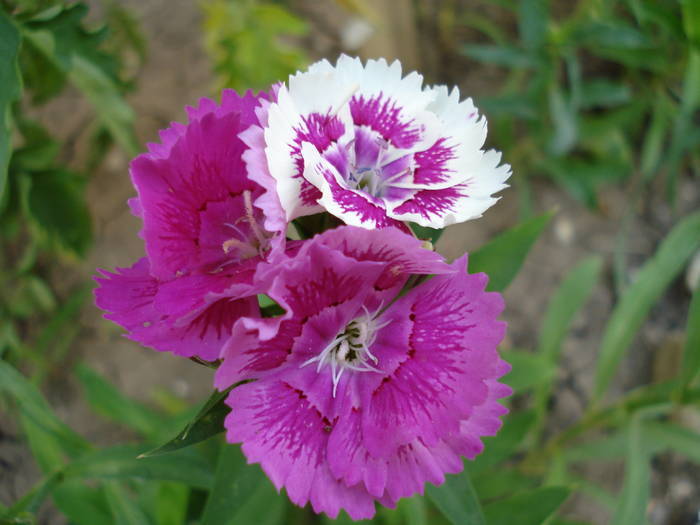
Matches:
[[256, 55, 511, 230], [95, 89, 285, 361], [215, 227, 510, 519]]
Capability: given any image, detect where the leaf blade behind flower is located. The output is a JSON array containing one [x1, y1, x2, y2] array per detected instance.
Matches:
[[593, 211, 700, 403], [469, 211, 553, 292], [139, 386, 238, 458], [426, 464, 486, 525]]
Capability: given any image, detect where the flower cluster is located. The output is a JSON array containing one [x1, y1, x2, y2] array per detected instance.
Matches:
[[96, 56, 511, 520]]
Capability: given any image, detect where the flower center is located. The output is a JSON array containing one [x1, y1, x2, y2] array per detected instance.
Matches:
[[344, 130, 413, 199], [220, 190, 271, 262], [301, 306, 388, 397]]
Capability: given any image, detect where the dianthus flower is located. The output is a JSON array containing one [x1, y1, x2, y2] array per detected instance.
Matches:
[[215, 226, 510, 519], [255, 55, 511, 230], [95, 89, 285, 361]]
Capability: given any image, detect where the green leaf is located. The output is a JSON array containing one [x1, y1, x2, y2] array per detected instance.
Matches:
[[426, 466, 485, 525], [409, 222, 443, 245], [461, 44, 537, 68], [640, 94, 671, 180], [153, 482, 189, 525], [27, 170, 92, 255], [1, 470, 62, 519], [68, 55, 138, 155], [538, 257, 602, 361], [103, 482, 152, 525], [593, 212, 700, 402], [201, 445, 272, 525], [0, 360, 89, 457], [64, 445, 214, 489], [682, 0, 700, 46], [395, 496, 429, 525], [52, 481, 113, 525], [470, 410, 535, 475], [0, 7, 22, 202], [21, 4, 139, 155], [579, 79, 631, 109], [140, 387, 234, 457], [76, 364, 166, 439], [612, 416, 650, 525], [643, 420, 700, 464], [469, 211, 553, 292], [500, 349, 555, 391], [532, 257, 602, 437], [518, 0, 549, 50], [548, 85, 577, 155], [681, 289, 700, 386], [484, 486, 570, 525], [202, 0, 308, 92], [473, 468, 537, 501]]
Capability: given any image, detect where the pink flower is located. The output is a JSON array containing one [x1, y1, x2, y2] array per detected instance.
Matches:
[[215, 226, 510, 519], [256, 55, 511, 230], [95, 89, 285, 361]]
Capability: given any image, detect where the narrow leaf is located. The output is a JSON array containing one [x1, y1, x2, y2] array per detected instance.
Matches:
[[140, 387, 234, 457], [470, 410, 535, 474], [76, 364, 165, 439], [593, 212, 700, 402], [518, 0, 549, 50], [461, 44, 536, 68], [532, 257, 601, 437], [483, 486, 570, 525], [201, 445, 269, 525], [409, 222, 443, 245], [681, 289, 700, 386], [0, 360, 89, 457], [64, 445, 213, 489], [612, 416, 650, 525], [104, 482, 152, 525], [643, 420, 700, 464], [0, 7, 22, 202], [469, 211, 553, 292], [426, 466, 485, 525], [500, 349, 555, 391]]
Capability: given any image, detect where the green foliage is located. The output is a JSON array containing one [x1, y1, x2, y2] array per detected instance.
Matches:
[[426, 467, 485, 525], [469, 210, 553, 291], [460, 0, 700, 206], [593, 211, 700, 402], [0, 2, 143, 391], [202, 0, 309, 92]]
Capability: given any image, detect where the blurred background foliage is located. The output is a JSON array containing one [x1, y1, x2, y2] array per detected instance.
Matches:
[[1, 0, 699, 524]]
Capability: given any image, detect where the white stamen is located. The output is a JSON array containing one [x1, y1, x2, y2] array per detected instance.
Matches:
[[300, 305, 387, 397]]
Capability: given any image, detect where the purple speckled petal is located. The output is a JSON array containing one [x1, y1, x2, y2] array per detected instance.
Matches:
[[224, 378, 377, 520], [310, 225, 452, 305], [411, 137, 457, 186], [94, 258, 258, 361], [350, 93, 422, 149], [131, 110, 259, 279], [357, 255, 506, 457]]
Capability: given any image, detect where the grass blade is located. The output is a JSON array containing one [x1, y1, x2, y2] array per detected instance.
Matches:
[[426, 464, 486, 525], [593, 211, 700, 403], [612, 416, 650, 525], [469, 211, 553, 292], [532, 256, 602, 438], [76, 363, 165, 439], [681, 289, 700, 386], [483, 486, 570, 525], [0, 360, 89, 457], [200, 444, 268, 525]]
